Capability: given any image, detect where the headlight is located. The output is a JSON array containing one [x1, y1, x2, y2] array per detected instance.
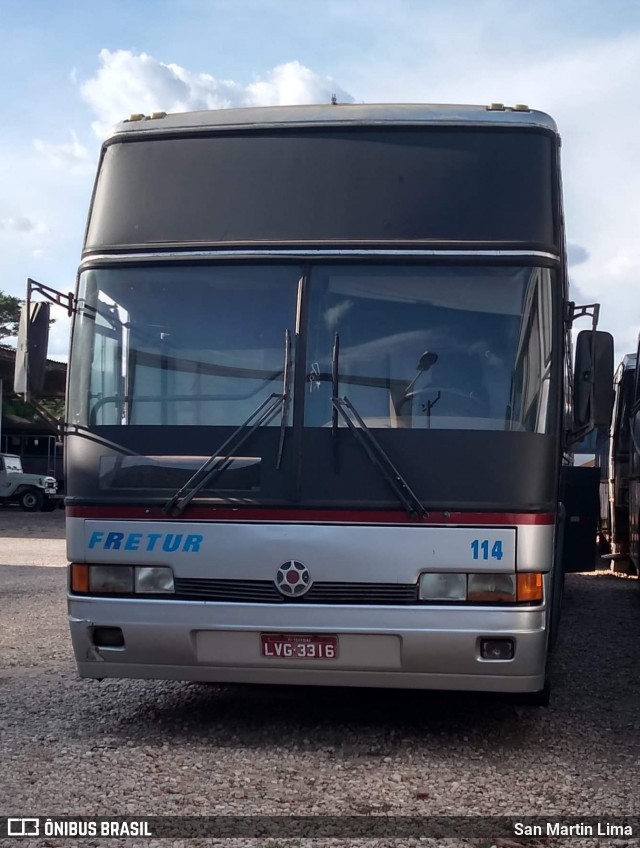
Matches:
[[467, 573, 516, 603], [419, 573, 467, 601], [89, 565, 134, 593], [71, 564, 175, 594], [135, 566, 175, 594]]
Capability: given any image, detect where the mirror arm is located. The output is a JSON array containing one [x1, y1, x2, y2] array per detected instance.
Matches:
[[15, 278, 72, 404], [565, 301, 599, 330], [27, 277, 75, 317]]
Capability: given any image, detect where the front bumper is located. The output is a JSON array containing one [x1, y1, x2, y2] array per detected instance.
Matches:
[[68, 596, 548, 693]]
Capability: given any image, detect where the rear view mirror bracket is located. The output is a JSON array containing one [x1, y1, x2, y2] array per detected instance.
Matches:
[[14, 278, 74, 422], [568, 300, 613, 443], [565, 301, 599, 330], [26, 277, 75, 318]]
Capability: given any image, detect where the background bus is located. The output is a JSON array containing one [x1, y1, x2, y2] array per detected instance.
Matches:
[[598, 354, 636, 570], [626, 343, 640, 576]]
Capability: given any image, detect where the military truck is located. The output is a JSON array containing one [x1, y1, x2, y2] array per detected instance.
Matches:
[[0, 453, 58, 511]]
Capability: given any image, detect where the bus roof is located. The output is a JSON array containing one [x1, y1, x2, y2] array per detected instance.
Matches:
[[110, 103, 558, 139]]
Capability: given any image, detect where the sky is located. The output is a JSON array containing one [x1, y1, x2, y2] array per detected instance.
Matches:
[[1, 0, 639, 361]]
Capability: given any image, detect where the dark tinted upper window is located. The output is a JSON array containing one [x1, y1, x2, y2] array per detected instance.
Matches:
[[86, 128, 557, 252]]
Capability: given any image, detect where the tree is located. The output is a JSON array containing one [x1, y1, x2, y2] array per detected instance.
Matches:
[[0, 290, 22, 342]]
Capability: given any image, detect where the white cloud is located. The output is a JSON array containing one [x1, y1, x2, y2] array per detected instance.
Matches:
[[0, 216, 39, 234], [569, 280, 592, 306], [79, 50, 354, 137], [33, 132, 91, 171], [245, 61, 352, 107], [0, 215, 47, 243], [567, 244, 590, 268]]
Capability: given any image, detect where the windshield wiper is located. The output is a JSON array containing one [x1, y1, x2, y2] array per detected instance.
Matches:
[[163, 330, 292, 517], [276, 329, 292, 469], [332, 396, 426, 518], [331, 332, 425, 519]]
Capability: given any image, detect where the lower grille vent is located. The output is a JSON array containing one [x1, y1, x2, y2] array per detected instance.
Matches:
[[173, 578, 419, 605]]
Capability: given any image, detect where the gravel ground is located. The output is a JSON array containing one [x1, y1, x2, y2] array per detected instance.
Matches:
[[1, 509, 640, 848]]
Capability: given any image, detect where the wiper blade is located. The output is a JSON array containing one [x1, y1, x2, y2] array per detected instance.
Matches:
[[331, 395, 426, 519], [163, 330, 292, 517]]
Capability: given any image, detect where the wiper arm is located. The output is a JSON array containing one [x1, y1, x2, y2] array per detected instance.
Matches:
[[331, 332, 340, 470], [163, 330, 292, 516], [276, 329, 292, 469], [330, 331, 424, 518], [163, 392, 284, 516], [331, 395, 426, 518]]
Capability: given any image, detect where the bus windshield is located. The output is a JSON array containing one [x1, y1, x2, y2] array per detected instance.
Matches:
[[68, 263, 555, 434]]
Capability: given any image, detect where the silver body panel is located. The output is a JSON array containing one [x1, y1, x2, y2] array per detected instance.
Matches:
[[69, 596, 547, 692], [67, 517, 553, 692]]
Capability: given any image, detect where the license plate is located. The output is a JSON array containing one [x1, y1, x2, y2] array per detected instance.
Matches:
[[261, 633, 338, 660]]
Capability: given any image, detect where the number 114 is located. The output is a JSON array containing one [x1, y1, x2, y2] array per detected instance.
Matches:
[[471, 539, 504, 560]]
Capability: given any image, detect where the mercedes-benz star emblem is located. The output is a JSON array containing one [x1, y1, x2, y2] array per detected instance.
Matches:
[[276, 560, 312, 597]]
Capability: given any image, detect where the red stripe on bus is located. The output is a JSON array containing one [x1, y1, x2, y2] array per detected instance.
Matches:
[[66, 506, 555, 525]]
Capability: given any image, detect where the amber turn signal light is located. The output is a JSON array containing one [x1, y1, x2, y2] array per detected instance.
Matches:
[[516, 572, 543, 603], [70, 563, 89, 593]]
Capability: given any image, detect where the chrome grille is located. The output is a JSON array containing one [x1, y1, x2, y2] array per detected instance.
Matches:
[[173, 578, 419, 605]]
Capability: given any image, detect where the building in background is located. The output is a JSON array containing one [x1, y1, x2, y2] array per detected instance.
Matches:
[[0, 344, 66, 483]]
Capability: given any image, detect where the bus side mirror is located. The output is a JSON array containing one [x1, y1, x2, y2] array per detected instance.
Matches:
[[14, 302, 51, 396], [573, 329, 614, 431]]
